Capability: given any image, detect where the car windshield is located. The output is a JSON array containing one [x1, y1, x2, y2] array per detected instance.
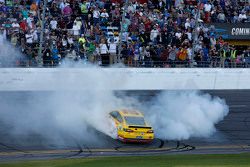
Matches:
[[124, 116, 146, 126]]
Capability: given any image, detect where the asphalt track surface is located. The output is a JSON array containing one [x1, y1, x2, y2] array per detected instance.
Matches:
[[0, 90, 250, 162]]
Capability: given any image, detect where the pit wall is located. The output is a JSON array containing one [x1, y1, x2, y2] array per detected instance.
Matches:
[[0, 68, 249, 91]]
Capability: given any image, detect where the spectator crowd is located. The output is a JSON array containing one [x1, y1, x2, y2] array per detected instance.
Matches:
[[0, 0, 249, 67]]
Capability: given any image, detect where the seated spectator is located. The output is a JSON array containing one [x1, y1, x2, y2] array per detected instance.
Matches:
[[62, 3, 72, 17], [217, 11, 226, 23], [0, 0, 249, 68], [238, 11, 247, 22]]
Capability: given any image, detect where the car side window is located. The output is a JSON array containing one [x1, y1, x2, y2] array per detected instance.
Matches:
[[111, 111, 123, 123], [116, 113, 123, 123], [110, 111, 117, 119]]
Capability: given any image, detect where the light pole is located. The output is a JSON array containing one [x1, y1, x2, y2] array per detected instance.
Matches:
[[191, 0, 201, 67], [118, 0, 129, 63], [38, 0, 48, 66]]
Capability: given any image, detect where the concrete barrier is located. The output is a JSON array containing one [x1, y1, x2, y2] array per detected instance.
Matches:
[[0, 68, 250, 90]]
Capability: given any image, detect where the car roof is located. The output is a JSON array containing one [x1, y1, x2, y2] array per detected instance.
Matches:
[[118, 109, 144, 117]]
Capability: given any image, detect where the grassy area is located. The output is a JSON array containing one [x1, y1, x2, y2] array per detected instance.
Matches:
[[0, 154, 250, 167]]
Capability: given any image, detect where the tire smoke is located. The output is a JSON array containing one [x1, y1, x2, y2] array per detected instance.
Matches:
[[0, 61, 229, 147], [143, 91, 229, 140], [0, 34, 23, 67]]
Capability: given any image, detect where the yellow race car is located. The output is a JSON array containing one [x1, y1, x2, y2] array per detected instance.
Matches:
[[109, 109, 154, 143]]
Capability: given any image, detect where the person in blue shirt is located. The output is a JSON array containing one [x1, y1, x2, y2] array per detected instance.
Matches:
[[202, 45, 209, 67], [51, 45, 60, 66]]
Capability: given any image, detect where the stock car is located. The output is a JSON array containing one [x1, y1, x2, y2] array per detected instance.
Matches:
[[109, 109, 154, 143]]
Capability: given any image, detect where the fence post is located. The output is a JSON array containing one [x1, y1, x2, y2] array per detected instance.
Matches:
[[38, 0, 48, 67]]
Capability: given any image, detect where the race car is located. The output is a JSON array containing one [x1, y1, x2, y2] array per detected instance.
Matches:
[[109, 109, 154, 143]]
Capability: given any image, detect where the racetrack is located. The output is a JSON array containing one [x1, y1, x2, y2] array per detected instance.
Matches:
[[0, 90, 250, 162]]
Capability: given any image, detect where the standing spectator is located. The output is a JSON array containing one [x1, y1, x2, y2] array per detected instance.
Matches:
[[72, 21, 81, 37], [19, 18, 28, 32], [133, 44, 140, 67], [127, 44, 135, 66], [210, 34, 216, 47], [63, 3, 73, 17], [86, 39, 96, 63], [21, 6, 29, 19], [99, 38, 109, 66], [121, 44, 128, 64], [80, 0, 89, 21], [43, 46, 52, 67], [150, 26, 159, 44], [210, 46, 218, 67], [51, 45, 60, 66], [202, 44, 209, 67], [108, 38, 117, 64], [177, 46, 188, 64], [185, 18, 191, 30], [50, 17, 58, 31], [93, 7, 100, 26], [194, 50, 203, 67], [26, 14, 34, 29], [187, 45, 193, 64], [144, 46, 151, 67], [67, 35, 74, 48], [220, 43, 230, 68], [100, 9, 109, 26], [59, 0, 66, 12], [25, 30, 34, 48], [10, 32, 18, 46], [175, 0, 184, 9], [168, 45, 177, 67], [79, 43, 86, 60], [230, 46, 237, 68], [11, 20, 20, 32], [78, 34, 86, 48], [93, 23, 101, 43]]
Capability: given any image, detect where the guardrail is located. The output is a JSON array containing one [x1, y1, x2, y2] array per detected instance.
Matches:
[[3, 59, 250, 68]]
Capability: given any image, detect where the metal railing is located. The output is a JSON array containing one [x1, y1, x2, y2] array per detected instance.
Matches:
[[3, 59, 250, 68]]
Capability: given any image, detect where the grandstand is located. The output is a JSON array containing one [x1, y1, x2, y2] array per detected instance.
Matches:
[[0, 0, 249, 67]]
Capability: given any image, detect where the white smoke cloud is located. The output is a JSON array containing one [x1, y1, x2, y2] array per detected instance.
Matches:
[[0, 90, 121, 147], [143, 91, 229, 140], [0, 89, 229, 147], [0, 34, 23, 67], [0, 35, 229, 147]]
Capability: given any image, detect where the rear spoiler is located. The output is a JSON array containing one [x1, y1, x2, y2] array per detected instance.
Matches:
[[128, 126, 152, 129]]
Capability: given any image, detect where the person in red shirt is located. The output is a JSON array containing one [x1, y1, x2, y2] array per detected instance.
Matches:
[[144, 18, 151, 33], [217, 36, 224, 47], [19, 18, 27, 32]]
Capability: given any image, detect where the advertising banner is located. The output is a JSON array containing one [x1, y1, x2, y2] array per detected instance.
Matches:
[[209, 23, 250, 40]]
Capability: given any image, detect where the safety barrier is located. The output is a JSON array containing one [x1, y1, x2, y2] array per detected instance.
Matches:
[[5, 59, 250, 68], [0, 68, 250, 90]]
